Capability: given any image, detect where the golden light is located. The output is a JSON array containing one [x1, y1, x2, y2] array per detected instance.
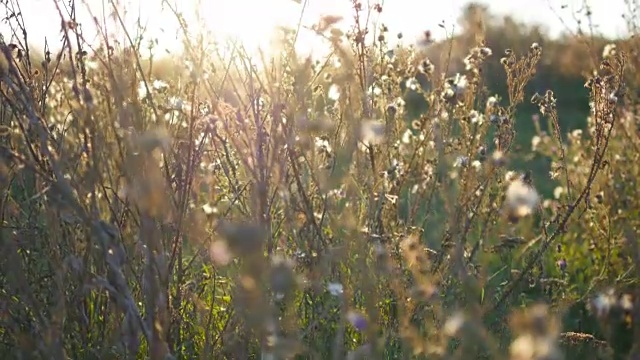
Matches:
[[11, 0, 333, 58], [11, 0, 458, 61], [157, 0, 355, 58], [134, 0, 308, 56], [7, 0, 630, 59]]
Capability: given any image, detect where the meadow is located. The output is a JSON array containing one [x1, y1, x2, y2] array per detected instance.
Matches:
[[1, 1, 639, 359]]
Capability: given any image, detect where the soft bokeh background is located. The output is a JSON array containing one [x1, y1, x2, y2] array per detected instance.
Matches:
[[4, 0, 630, 56]]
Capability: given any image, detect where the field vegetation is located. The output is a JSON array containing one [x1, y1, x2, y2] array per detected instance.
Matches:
[[1, 1, 640, 359]]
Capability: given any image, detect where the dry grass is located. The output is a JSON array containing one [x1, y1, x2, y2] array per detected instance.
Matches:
[[1, 0, 640, 359]]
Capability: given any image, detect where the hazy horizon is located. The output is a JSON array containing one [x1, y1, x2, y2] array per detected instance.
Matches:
[[1, 0, 632, 57]]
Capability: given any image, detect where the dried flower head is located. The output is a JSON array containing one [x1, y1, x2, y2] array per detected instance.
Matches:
[[327, 282, 344, 296], [602, 43, 617, 58], [444, 312, 466, 336], [504, 177, 540, 220], [360, 119, 385, 146]]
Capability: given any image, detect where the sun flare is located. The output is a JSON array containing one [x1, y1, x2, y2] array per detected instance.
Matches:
[[12, 0, 332, 58], [135, 0, 308, 56], [117, 0, 312, 57]]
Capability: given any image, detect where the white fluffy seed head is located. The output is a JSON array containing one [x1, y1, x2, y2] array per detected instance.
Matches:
[[505, 178, 540, 218]]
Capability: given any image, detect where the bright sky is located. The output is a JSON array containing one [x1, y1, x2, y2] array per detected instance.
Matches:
[[1, 0, 631, 57]]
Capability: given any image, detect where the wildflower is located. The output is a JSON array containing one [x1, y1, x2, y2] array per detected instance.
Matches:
[[401, 129, 412, 144], [444, 312, 465, 336], [314, 136, 332, 155], [360, 120, 385, 146], [405, 77, 420, 91], [486, 96, 498, 108], [510, 334, 560, 360], [504, 171, 518, 182], [532, 114, 540, 124], [556, 258, 567, 272], [453, 156, 469, 168], [209, 240, 232, 266], [442, 87, 455, 99], [570, 129, 582, 139], [620, 294, 634, 312], [505, 178, 540, 219], [346, 310, 368, 331], [367, 84, 382, 96], [327, 282, 344, 296], [510, 334, 536, 360], [469, 110, 480, 124], [327, 187, 346, 199], [328, 84, 340, 101], [471, 160, 482, 171], [453, 73, 468, 94], [152, 79, 169, 92], [531, 136, 541, 151], [137, 81, 149, 100], [168, 96, 184, 111], [202, 203, 218, 216], [442, 73, 468, 100], [602, 43, 617, 58], [492, 150, 507, 167], [477, 145, 487, 158], [591, 289, 617, 317], [386, 103, 397, 117], [419, 58, 435, 74], [463, 54, 476, 71], [490, 114, 501, 124]]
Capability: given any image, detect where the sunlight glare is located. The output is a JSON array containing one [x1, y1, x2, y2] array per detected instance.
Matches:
[[141, 0, 315, 58], [6, 0, 630, 59]]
